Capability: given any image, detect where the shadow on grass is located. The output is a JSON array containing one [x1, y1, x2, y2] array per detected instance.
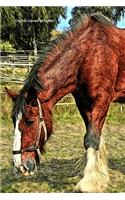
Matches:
[[109, 158, 125, 175], [0, 157, 85, 193], [1, 156, 125, 193]]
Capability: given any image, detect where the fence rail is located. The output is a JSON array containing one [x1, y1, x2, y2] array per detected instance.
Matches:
[[0, 54, 38, 82], [0, 63, 33, 67]]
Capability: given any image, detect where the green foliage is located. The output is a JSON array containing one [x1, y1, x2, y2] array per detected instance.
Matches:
[[0, 41, 16, 52], [50, 29, 62, 40], [69, 7, 125, 28], [1, 7, 67, 52], [106, 103, 125, 124]]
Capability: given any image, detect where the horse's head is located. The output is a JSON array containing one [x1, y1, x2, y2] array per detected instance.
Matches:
[[5, 87, 51, 176]]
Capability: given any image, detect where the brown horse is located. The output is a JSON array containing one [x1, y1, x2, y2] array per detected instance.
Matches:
[[5, 13, 125, 192]]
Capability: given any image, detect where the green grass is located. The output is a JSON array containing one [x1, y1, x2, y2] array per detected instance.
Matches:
[[0, 84, 125, 193], [0, 67, 28, 80]]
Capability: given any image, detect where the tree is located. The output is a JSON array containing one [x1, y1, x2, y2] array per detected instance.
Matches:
[[50, 29, 62, 40], [69, 7, 125, 29], [1, 7, 67, 54]]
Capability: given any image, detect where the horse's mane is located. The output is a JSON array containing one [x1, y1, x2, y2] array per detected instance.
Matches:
[[12, 13, 113, 120], [91, 13, 112, 25], [71, 12, 112, 30]]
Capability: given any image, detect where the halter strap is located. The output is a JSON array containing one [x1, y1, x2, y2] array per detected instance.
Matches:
[[37, 98, 47, 142], [13, 146, 39, 154], [13, 98, 47, 156]]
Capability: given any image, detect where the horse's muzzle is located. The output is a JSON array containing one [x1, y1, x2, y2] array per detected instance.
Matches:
[[19, 158, 37, 176]]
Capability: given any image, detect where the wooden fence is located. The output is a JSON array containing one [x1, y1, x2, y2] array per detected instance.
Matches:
[[0, 54, 36, 83]]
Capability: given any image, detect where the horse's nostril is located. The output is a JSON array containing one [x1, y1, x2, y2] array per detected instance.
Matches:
[[20, 165, 27, 173], [25, 159, 36, 173]]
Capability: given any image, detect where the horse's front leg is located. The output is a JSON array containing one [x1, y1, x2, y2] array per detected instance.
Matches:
[[76, 93, 112, 192]]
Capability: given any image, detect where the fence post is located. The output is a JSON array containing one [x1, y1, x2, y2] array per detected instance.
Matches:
[[28, 55, 31, 73], [11, 56, 15, 78], [120, 104, 124, 112]]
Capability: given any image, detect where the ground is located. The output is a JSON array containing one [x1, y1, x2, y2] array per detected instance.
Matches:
[[0, 95, 125, 192]]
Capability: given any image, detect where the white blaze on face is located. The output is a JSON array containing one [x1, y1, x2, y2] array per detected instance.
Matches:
[[13, 112, 22, 168]]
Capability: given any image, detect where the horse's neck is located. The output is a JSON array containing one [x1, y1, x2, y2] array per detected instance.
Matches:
[[37, 47, 78, 108]]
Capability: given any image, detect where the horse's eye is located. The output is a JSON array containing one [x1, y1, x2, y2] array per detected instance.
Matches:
[[26, 120, 34, 127]]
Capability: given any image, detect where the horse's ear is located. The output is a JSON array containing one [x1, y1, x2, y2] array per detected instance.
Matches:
[[5, 87, 17, 101]]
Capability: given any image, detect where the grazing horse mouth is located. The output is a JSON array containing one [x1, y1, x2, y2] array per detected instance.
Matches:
[[20, 160, 37, 176], [13, 146, 41, 176], [20, 164, 36, 176], [13, 151, 38, 175]]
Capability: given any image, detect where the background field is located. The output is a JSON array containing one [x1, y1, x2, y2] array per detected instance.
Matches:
[[0, 83, 125, 193]]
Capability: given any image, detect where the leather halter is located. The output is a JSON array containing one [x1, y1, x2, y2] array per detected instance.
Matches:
[[13, 98, 47, 156]]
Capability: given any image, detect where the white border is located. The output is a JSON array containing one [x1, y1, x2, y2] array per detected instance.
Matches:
[[0, 193, 125, 200], [0, 0, 125, 6]]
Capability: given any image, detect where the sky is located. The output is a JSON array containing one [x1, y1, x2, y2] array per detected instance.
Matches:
[[57, 7, 125, 31], [57, 7, 73, 31]]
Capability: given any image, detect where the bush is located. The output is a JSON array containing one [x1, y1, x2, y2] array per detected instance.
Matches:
[[0, 41, 16, 53]]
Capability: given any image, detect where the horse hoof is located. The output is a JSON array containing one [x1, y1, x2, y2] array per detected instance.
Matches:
[[75, 178, 106, 193]]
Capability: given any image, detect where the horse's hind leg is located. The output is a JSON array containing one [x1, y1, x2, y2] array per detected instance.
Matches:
[[73, 90, 111, 192]]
